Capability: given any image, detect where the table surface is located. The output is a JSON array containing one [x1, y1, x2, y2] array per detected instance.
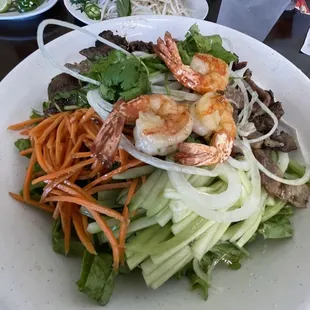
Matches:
[[0, 1, 309, 81]]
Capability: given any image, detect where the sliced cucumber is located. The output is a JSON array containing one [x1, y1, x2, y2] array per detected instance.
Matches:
[[112, 165, 155, 180]]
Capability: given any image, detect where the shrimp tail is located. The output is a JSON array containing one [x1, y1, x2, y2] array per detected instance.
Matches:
[[91, 112, 125, 168], [155, 32, 201, 91], [175, 142, 219, 166]]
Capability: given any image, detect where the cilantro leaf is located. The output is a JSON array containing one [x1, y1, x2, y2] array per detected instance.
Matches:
[[142, 56, 168, 74], [87, 51, 151, 102], [258, 214, 293, 239]]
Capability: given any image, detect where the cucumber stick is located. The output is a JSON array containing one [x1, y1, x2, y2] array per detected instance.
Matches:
[[129, 169, 163, 211], [171, 212, 199, 235], [156, 206, 172, 227], [126, 225, 171, 270], [150, 219, 214, 265], [143, 246, 192, 287], [150, 252, 193, 289], [112, 165, 155, 180]]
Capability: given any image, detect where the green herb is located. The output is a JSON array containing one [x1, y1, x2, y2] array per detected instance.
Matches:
[[86, 50, 150, 102], [30, 109, 43, 119], [14, 138, 31, 155], [142, 56, 168, 74], [52, 219, 85, 256], [210, 242, 248, 270], [177, 24, 237, 65], [20, 182, 45, 201], [116, 0, 131, 17], [77, 251, 116, 305], [53, 89, 89, 108], [258, 214, 293, 239]]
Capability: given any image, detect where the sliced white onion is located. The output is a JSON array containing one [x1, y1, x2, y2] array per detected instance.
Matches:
[[228, 156, 250, 171], [87, 88, 113, 116], [37, 19, 130, 86], [256, 158, 310, 185], [247, 97, 278, 144], [120, 136, 218, 177], [151, 85, 201, 102], [236, 79, 250, 125], [277, 151, 289, 173], [168, 163, 242, 212], [168, 140, 261, 222]]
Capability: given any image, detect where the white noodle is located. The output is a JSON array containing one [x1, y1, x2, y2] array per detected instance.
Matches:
[[99, 0, 192, 19]]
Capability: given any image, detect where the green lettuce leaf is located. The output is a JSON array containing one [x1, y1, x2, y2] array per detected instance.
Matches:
[[77, 251, 116, 305], [52, 218, 85, 256], [14, 138, 31, 154], [211, 242, 248, 270], [116, 0, 131, 17], [258, 214, 293, 239], [177, 24, 237, 65]]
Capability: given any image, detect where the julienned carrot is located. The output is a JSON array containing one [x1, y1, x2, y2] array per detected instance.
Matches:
[[8, 117, 45, 130], [59, 202, 72, 255], [91, 209, 120, 270], [82, 123, 96, 140], [37, 113, 68, 145], [34, 138, 50, 173], [81, 214, 92, 240], [9, 192, 54, 213], [61, 134, 85, 169], [43, 146, 55, 173], [87, 181, 132, 195], [64, 180, 96, 202], [53, 201, 61, 219], [19, 148, 33, 156], [55, 117, 67, 168], [72, 210, 96, 254], [72, 152, 92, 159], [84, 159, 143, 190], [119, 178, 139, 264], [20, 129, 30, 136], [81, 107, 95, 123], [119, 149, 128, 166], [23, 150, 37, 203], [47, 128, 56, 149], [43, 195, 125, 222], [29, 113, 60, 136], [32, 157, 95, 184], [141, 175, 147, 184]]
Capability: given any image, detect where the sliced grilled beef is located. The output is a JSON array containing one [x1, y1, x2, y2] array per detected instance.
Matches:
[[128, 40, 154, 53], [253, 101, 284, 133], [264, 131, 297, 152], [48, 73, 80, 101], [232, 60, 248, 71], [243, 69, 274, 118], [224, 84, 245, 110], [80, 45, 113, 61], [65, 60, 92, 74], [254, 149, 310, 208], [96, 30, 129, 49]]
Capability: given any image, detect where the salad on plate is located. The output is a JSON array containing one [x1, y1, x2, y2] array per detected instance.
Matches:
[[8, 19, 310, 306]]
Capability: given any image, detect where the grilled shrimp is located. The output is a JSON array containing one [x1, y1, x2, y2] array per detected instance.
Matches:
[[175, 92, 236, 166], [154, 32, 229, 94], [92, 94, 193, 167]]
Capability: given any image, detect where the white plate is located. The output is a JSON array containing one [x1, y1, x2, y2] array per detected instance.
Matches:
[[64, 0, 209, 24], [0, 0, 57, 20], [1, 15, 310, 310]]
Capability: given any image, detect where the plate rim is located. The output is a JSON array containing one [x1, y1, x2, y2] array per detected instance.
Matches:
[[0, 0, 58, 20], [1, 14, 308, 88], [63, 0, 209, 25]]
